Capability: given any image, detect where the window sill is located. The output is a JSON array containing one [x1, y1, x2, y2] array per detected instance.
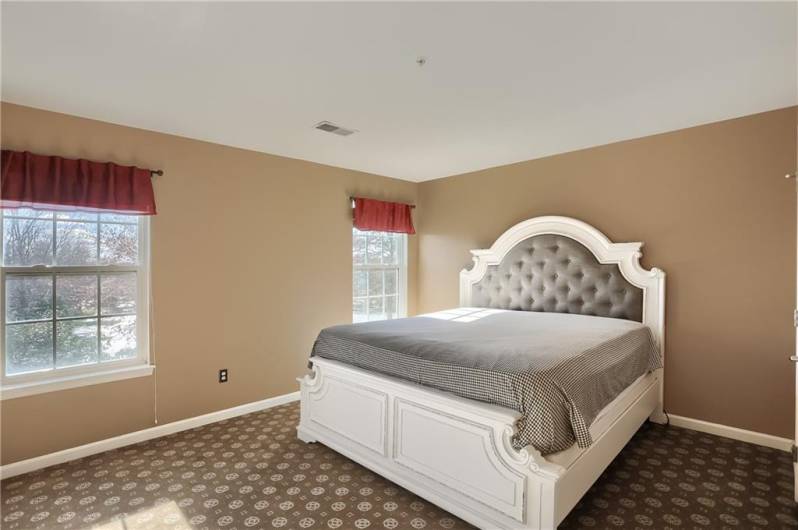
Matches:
[[0, 364, 155, 400]]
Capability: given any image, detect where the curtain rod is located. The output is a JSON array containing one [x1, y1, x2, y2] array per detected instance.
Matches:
[[151, 169, 163, 177], [349, 196, 415, 209]]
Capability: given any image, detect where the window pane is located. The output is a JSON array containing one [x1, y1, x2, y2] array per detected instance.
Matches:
[[101, 315, 137, 361], [56, 211, 98, 222], [100, 223, 138, 265], [353, 271, 367, 297], [56, 275, 98, 318], [385, 295, 397, 317], [353, 233, 366, 266], [366, 234, 382, 265], [6, 275, 52, 322], [382, 235, 397, 265], [55, 221, 98, 265], [6, 322, 53, 374], [56, 318, 98, 367], [100, 213, 137, 224], [353, 298, 367, 323], [384, 270, 397, 296], [4, 208, 53, 219], [368, 271, 383, 296], [3, 217, 54, 266], [101, 273, 137, 315], [368, 297, 383, 320]]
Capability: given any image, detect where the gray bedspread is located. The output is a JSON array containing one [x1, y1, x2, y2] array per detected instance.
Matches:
[[310, 308, 661, 455]]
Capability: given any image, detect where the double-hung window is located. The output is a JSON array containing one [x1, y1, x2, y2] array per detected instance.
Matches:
[[1, 207, 151, 397], [352, 229, 407, 323]]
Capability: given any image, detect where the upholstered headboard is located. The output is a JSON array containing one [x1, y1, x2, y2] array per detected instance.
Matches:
[[470, 234, 643, 321], [460, 216, 665, 347]]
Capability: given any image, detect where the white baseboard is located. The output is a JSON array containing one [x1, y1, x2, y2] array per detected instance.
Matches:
[[0, 391, 300, 480], [668, 414, 792, 452]]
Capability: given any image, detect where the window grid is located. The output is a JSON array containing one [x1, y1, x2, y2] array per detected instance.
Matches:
[[3, 273, 139, 365], [1, 209, 149, 383]]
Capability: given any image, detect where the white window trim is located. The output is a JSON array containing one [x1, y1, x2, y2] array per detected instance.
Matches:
[[0, 215, 152, 399], [399, 234, 408, 318], [352, 230, 408, 322], [0, 364, 154, 400]]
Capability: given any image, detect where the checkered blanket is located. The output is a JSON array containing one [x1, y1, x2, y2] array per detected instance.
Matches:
[[310, 308, 661, 455]]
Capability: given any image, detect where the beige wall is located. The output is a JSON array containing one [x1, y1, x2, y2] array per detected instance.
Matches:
[[417, 107, 798, 439], [0, 102, 418, 464], [2, 103, 795, 465]]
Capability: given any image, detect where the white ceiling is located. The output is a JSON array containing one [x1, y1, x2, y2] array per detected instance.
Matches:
[[2, 2, 796, 182]]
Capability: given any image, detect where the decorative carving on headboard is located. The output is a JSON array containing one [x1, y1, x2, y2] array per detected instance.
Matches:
[[460, 216, 665, 351]]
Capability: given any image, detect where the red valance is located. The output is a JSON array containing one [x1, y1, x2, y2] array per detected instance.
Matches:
[[1, 150, 157, 214], [353, 197, 415, 234]]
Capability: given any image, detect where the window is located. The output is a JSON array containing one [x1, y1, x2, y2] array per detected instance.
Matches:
[[353, 228, 406, 323], [1, 208, 150, 396]]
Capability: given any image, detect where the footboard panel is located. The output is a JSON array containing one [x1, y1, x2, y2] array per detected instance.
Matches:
[[393, 398, 525, 520], [305, 373, 389, 456]]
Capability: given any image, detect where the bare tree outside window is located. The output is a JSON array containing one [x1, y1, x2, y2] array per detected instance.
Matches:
[[2, 208, 146, 378]]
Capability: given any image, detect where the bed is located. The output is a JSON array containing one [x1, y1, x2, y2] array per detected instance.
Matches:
[[298, 216, 666, 529]]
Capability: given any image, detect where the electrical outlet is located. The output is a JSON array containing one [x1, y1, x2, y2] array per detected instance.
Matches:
[[219, 369, 228, 383]]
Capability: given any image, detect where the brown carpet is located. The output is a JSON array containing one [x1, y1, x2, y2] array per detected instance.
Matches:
[[1, 401, 795, 529]]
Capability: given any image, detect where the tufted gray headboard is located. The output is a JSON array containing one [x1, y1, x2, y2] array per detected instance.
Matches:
[[470, 234, 643, 321]]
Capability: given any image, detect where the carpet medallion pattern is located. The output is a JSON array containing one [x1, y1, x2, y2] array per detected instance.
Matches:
[[1, 401, 796, 529]]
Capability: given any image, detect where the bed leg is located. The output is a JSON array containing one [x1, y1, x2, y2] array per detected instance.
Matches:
[[297, 427, 318, 444], [648, 375, 667, 424], [297, 374, 319, 444], [649, 408, 667, 424]]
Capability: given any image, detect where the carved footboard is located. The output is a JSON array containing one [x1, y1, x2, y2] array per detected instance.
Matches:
[[298, 358, 567, 530], [298, 357, 661, 529]]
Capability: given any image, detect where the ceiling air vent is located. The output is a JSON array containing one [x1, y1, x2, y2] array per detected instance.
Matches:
[[315, 121, 356, 136]]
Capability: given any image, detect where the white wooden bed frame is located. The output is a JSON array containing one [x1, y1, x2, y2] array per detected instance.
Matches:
[[298, 216, 665, 529]]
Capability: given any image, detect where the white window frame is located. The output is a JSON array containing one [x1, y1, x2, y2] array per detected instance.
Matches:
[[353, 229, 408, 323], [0, 212, 152, 399]]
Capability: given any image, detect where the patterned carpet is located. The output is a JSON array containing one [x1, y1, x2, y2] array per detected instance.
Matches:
[[1, 401, 795, 529]]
